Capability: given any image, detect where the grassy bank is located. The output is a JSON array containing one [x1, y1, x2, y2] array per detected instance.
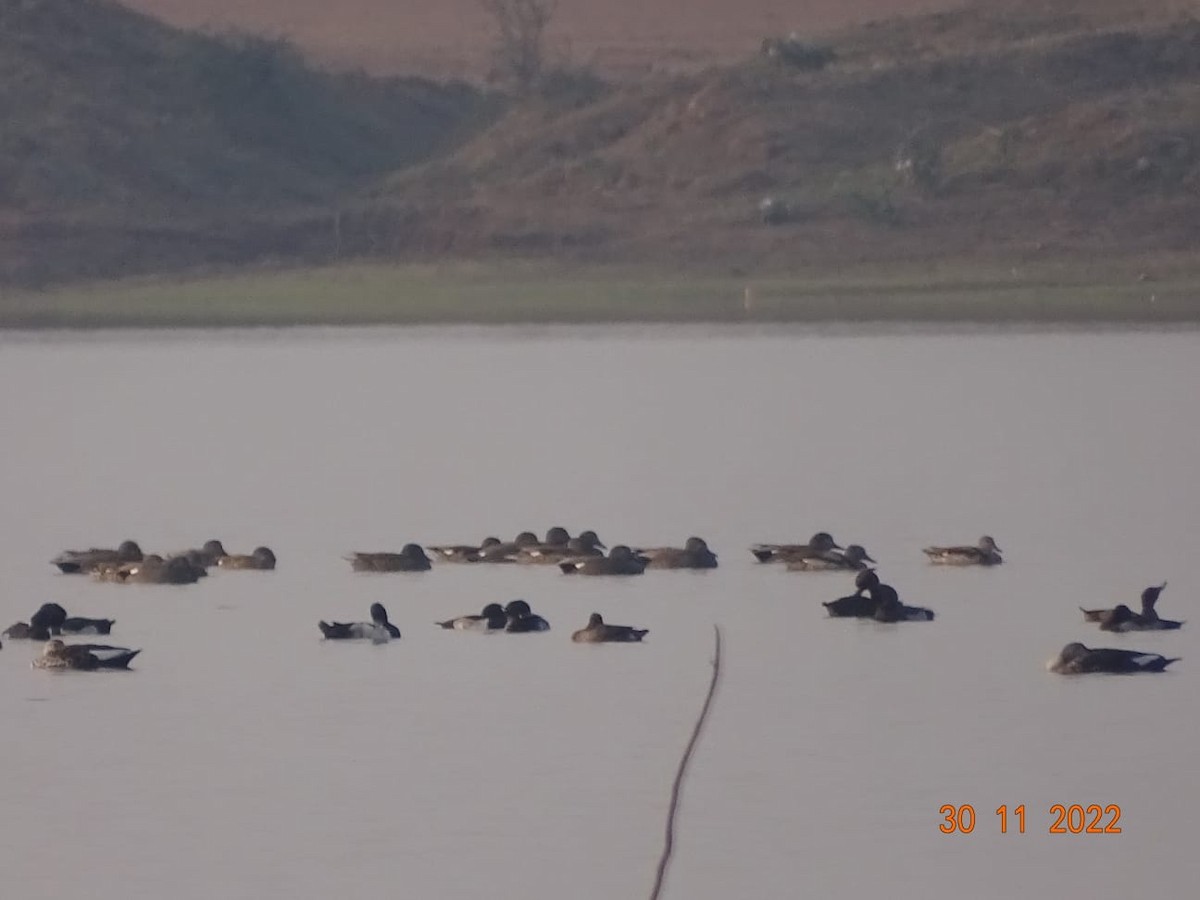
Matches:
[[1, 259, 1197, 329]]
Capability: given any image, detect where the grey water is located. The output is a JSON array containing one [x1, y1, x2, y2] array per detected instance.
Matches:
[[1, 324, 1197, 899]]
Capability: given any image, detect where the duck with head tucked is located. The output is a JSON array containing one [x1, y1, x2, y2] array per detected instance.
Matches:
[[751, 532, 842, 564], [32, 639, 141, 670], [475, 531, 541, 562], [101, 554, 205, 584], [559, 545, 647, 575], [515, 529, 606, 564], [319, 603, 400, 643], [436, 603, 508, 632], [426, 537, 504, 563], [922, 535, 1002, 566], [5, 603, 68, 639], [50, 540, 143, 575], [217, 546, 277, 570], [634, 536, 718, 570], [787, 544, 875, 572], [504, 599, 550, 632], [173, 540, 228, 570], [346, 544, 430, 572], [571, 612, 649, 643], [1047, 642, 1179, 674]]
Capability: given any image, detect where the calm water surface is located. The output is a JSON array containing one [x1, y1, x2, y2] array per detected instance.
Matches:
[[1, 325, 1197, 899]]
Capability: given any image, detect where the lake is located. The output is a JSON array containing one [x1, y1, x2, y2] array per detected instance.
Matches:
[[1, 324, 1196, 899]]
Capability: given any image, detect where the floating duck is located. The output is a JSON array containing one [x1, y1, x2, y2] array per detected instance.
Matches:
[[319, 603, 400, 642], [571, 612, 648, 643], [1047, 643, 1179, 674], [32, 639, 141, 670], [922, 535, 1002, 566]]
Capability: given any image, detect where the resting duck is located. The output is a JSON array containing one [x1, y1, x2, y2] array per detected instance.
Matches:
[[61, 617, 116, 635], [426, 537, 503, 563], [514, 530, 607, 564], [319, 603, 400, 642], [31, 602, 67, 634], [751, 532, 841, 564], [476, 531, 541, 562], [922, 535, 1002, 566], [559, 545, 647, 575], [787, 544, 875, 572], [32, 639, 141, 670], [170, 540, 228, 569], [6, 603, 70, 639], [50, 540, 143, 574], [634, 536, 718, 570], [1081, 583, 1171, 623], [346, 544, 431, 572], [1047, 642, 1179, 674], [436, 603, 508, 632], [504, 599, 550, 632], [3, 621, 51, 641], [101, 555, 205, 584], [217, 546, 277, 570], [571, 612, 649, 643]]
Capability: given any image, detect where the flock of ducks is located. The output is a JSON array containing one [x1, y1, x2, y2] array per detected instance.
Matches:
[[0, 529, 1184, 673]]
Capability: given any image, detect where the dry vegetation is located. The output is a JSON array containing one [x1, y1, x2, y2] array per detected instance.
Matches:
[[2, 0, 1199, 300]]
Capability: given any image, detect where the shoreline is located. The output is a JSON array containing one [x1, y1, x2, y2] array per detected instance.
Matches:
[[1, 260, 1197, 329]]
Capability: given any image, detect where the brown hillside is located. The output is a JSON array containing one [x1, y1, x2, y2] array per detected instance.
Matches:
[[125, 0, 964, 79], [344, 2, 1200, 269]]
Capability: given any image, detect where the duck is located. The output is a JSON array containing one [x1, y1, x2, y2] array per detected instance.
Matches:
[[217, 546, 277, 570], [1081, 583, 1169, 623], [559, 545, 647, 575], [1047, 642, 1179, 674], [436, 603, 508, 632], [475, 531, 541, 562], [103, 555, 205, 584], [751, 532, 841, 564], [426, 537, 503, 563], [504, 599, 550, 632], [571, 612, 649, 643], [60, 617, 116, 636], [871, 586, 936, 622], [514, 530, 606, 564], [50, 540, 143, 574], [3, 621, 51, 641], [346, 544, 431, 572], [1098, 603, 1184, 632], [822, 570, 882, 618], [319, 603, 400, 642], [787, 544, 875, 572], [30, 602, 67, 634], [174, 540, 228, 569], [922, 535, 1002, 566], [634, 536, 718, 570], [31, 639, 141, 670]]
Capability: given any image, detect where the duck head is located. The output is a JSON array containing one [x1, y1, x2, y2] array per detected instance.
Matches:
[[1141, 582, 1167, 611], [252, 547, 277, 567], [809, 532, 842, 552], [117, 540, 143, 561], [504, 599, 532, 618], [979, 536, 1001, 552], [854, 568, 880, 594], [370, 603, 391, 625], [685, 536, 711, 552], [578, 530, 605, 550], [844, 545, 875, 564], [514, 532, 539, 548], [544, 526, 570, 546]]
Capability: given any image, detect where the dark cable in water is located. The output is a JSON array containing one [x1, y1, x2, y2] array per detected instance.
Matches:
[[649, 624, 722, 900]]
